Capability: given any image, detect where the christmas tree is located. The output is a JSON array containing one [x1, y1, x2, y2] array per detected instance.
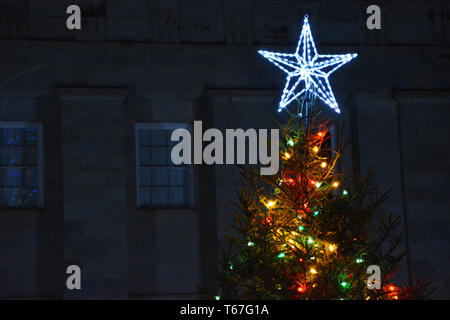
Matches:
[[210, 14, 431, 300], [214, 104, 431, 300]]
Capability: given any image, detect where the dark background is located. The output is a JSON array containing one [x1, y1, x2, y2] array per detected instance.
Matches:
[[0, 0, 448, 299]]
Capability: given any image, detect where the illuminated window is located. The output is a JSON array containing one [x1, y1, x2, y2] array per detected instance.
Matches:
[[0, 123, 44, 208], [135, 123, 195, 208]]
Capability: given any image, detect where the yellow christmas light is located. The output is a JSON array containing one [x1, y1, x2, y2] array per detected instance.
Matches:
[[265, 200, 276, 209], [310, 268, 317, 274], [321, 161, 327, 168], [313, 146, 319, 153], [328, 244, 336, 252], [332, 181, 340, 188], [284, 152, 291, 159]]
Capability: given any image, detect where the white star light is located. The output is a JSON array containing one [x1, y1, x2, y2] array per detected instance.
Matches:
[[258, 15, 357, 114]]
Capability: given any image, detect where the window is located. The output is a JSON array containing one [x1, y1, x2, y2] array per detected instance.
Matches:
[[136, 123, 195, 208], [0, 123, 44, 208]]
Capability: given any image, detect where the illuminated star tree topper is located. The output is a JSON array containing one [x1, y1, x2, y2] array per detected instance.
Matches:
[[258, 14, 358, 114]]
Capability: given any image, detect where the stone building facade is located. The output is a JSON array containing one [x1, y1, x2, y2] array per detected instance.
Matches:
[[0, 0, 448, 299]]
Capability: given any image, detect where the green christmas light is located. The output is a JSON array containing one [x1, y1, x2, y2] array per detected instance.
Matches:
[[287, 140, 294, 146], [215, 296, 221, 300], [356, 258, 364, 264], [247, 241, 255, 247], [340, 281, 348, 288], [277, 253, 286, 258], [307, 238, 314, 244], [343, 190, 348, 196], [314, 211, 319, 216], [299, 226, 305, 231]]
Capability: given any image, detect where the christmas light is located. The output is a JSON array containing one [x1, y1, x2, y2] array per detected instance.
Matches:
[[315, 182, 322, 189], [310, 268, 317, 274], [314, 210, 319, 216], [297, 286, 305, 293], [328, 244, 335, 252], [258, 15, 358, 114], [321, 161, 327, 168], [247, 241, 255, 247], [307, 237, 314, 244], [266, 200, 276, 208], [287, 140, 295, 146], [299, 226, 305, 231], [313, 146, 319, 153], [284, 152, 291, 159], [278, 253, 286, 258], [215, 296, 221, 300], [332, 181, 340, 188], [342, 190, 348, 196], [356, 258, 364, 264], [340, 281, 348, 288]]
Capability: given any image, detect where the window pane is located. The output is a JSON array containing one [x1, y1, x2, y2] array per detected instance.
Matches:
[[169, 168, 187, 186], [138, 129, 150, 146], [150, 147, 168, 166], [0, 168, 22, 187], [24, 128, 38, 146], [139, 147, 151, 166], [3, 128, 24, 146], [169, 187, 187, 206], [23, 187, 38, 207], [151, 187, 168, 206], [139, 167, 152, 186], [150, 130, 168, 147], [25, 147, 38, 166], [152, 167, 169, 186], [24, 168, 39, 188], [6, 188, 23, 207]]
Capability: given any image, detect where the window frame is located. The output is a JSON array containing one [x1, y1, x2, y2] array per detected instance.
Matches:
[[0, 122, 44, 208], [135, 123, 195, 209]]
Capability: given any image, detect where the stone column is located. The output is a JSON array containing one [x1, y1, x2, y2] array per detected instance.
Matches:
[[59, 88, 129, 299]]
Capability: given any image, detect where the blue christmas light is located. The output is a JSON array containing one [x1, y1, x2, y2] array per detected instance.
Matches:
[[258, 15, 357, 114]]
